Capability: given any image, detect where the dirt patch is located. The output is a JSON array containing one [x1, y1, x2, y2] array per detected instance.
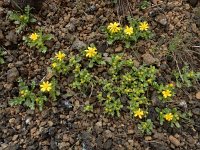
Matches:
[[0, 0, 200, 149]]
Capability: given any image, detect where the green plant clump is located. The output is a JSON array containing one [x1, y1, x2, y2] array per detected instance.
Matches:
[[47, 44, 184, 134], [173, 65, 200, 88], [8, 5, 36, 33], [138, 119, 153, 135], [9, 78, 59, 111], [23, 31, 53, 53], [105, 17, 153, 48]]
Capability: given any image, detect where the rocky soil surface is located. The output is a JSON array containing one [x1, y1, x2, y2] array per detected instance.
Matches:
[[0, 0, 200, 149]]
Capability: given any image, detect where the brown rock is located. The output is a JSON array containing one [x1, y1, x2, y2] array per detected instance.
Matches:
[[12, 135, 18, 141], [191, 23, 198, 33], [145, 136, 152, 141], [7, 67, 19, 83], [196, 91, 200, 99], [58, 142, 70, 149], [142, 53, 157, 65], [48, 121, 54, 127], [9, 118, 15, 124], [0, 30, 4, 40], [104, 130, 113, 139], [155, 14, 168, 26], [169, 135, 181, 147], [151, 0, 158, 5], [133, 60, 140, 68], [63, 134, 69, 142], [5, 30, 18, 44], [127, 129, 134, 134], [10, 0, 43, 10], [188, 0, 198, 7], [115, 45, 123, 52], [1, 143, 8, 149], [96, 121, 102, 127], [30, 127, 37, 136], [187, 135, 197, 145]]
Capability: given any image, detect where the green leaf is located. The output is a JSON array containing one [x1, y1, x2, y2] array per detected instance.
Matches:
[[175, 122, 181, 128], [125, 41, 131, 48], [107, 39, 114, 45], [88, 61, 94, 68]]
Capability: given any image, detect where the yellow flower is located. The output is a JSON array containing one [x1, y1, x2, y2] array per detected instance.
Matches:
[[85, 47, 97, 58], [52, 62, 57, 68], [168, 83, 174, 87], [20, 90, 28, 97], [139, 21, 149, 31], [20, 15, 24, 19], [20, 90, 25, 95], [134, 108, 144, 119], [55, 51, 66, 61], [188, 71, 194, 78], [125, 88, 132, 93], [115, 55, 122, 61], [164, 113, 173, 121], [162, 90, 172, 98], [124, 26, 133, 36], [29, 33, 39, 41], [147, 79, 152, 83], [107, 22, 121, 33], [40, 81, 52, 92]]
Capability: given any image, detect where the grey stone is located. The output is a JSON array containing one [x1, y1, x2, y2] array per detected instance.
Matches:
[[71, 39, 86, 50], [7, 67, 19, 83], [192, 108, 200, 115], [103, 139, 112, 150], [142, 53, 157, 65]]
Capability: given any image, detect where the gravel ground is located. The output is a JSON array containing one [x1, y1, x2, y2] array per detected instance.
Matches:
[[0, 0, 200, 149]]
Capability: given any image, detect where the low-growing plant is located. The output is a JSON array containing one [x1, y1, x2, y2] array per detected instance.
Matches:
[[84, 45, 106, 68], [47, 45, 186, 134], [111, 0, 117, 4], [155, 83, 175, 101], [168, 34, 183, 53], [98, 93, 123, 117], [173, 65, 200, 88], [156, 107, 181, 128], [9, 79, 37, 110], [138, 0, 150, 10], [83, 104, 93, 112], [8, 5, 36, 33], [70, 68, 93, 90], [9, 78, 59, 111], [138, 119, 153, 135], [105, 16, 153, 48], [23, 31, 53, 53], [51, 51, 68, 74]]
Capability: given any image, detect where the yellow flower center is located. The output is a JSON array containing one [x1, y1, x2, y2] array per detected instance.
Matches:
[[164, 113, 173, 121], [134, 108, 144, 119], [29, 33, 39, 41], [162, 90, 172, 98], [35, 98, 39, 103], [188, 72, 194, 78], [40, 81, 52, 92], [107, 22, 121, 33], [124, 26, 133, 36], [20, 90, 28, 97], [20, 15, 24, 19], [85, 47, 97, 58], [139, 21, 149, 31], [55, 51, 66, 61]]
